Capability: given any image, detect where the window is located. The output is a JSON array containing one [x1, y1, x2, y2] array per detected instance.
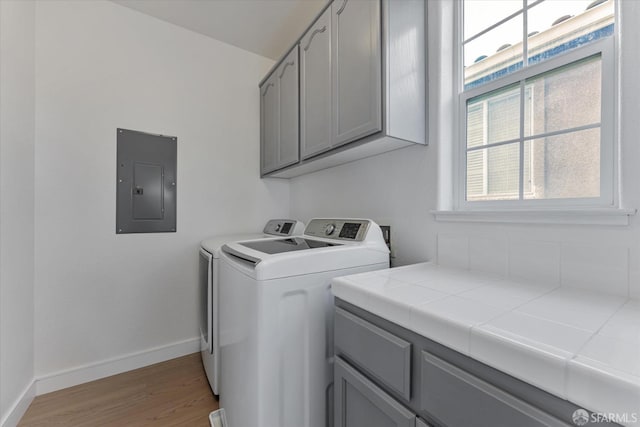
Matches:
[[458, 0, 615, 208]]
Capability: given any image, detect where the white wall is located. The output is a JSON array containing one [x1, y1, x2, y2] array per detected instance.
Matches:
[[290, 0, 640, 300], [33, 0, 288, 385], [290, 144, 434, 266], [0, 0, 36, 425]]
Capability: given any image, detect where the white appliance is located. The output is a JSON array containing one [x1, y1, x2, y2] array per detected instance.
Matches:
[[199, 219, 305, 395], [218, 219, 390, 427]]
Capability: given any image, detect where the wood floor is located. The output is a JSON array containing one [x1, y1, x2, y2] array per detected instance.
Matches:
[[19, 353, 219, 427]]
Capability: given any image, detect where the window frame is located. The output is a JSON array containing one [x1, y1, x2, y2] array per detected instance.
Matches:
[[454, 0, 617, 212]]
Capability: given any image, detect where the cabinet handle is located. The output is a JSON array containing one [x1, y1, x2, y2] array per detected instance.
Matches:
[[278, 61, 295, 78], [336, 0, 348, 15], [262, 82, 274, 96], [303, 26, 327, 51]]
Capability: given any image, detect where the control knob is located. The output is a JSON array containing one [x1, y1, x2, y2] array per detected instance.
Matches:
[[324, 223, 336, 236]]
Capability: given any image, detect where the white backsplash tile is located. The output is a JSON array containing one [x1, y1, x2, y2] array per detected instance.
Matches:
[[508, 239, 561, 284], [561, 243, 629, 297], [436, 233, 469, 270], [431, 233, 634, 300], [469, 234, 508, 276]]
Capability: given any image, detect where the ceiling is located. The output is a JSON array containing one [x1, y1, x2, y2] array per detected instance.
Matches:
[[112, 0, 327, 60]]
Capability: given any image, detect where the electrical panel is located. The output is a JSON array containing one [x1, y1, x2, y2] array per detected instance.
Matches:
[[116, 128, 177, 234]]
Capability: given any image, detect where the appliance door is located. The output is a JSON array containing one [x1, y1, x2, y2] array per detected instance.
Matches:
[[199, 248, 213, 355]]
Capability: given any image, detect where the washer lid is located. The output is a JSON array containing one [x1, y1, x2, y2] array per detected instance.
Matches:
[[239, 237, 342, 254]]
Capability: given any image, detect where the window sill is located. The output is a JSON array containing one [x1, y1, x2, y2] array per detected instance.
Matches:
[[431, 208, 637, 226]]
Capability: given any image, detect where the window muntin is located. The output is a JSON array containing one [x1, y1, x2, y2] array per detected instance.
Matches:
[[459, 0, 615, 208]]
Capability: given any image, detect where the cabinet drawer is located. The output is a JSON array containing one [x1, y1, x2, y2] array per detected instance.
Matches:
[[420, 351, 571, 427], [335, 307, 411, 400], [335, 357, 416, 427]]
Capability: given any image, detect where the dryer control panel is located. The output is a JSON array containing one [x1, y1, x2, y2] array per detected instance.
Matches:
[[263, 219, 304, 237], [304, 219, 371, 242]]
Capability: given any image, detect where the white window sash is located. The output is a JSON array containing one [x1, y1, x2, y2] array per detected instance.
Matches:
[[455, 35, 616, 211]]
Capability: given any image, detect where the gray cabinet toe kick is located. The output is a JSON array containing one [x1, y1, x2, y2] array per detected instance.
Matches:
[[334, 298, 621, 427]]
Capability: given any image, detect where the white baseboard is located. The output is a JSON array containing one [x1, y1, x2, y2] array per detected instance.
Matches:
[[1, 379, 36, 427], [36, 337, 200, 396]]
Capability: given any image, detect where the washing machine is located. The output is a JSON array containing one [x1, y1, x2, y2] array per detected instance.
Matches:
[[218, 218, 390, 427], [198, 219, 305, 395]]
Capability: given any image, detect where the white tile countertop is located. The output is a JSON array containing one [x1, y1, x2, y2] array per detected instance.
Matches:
[[332, 262, 640, 426]]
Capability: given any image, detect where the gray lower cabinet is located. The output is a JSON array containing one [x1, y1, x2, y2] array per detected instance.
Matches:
[[260, 46, 299, 175], [335, 357, 418, 427], [331, 0, 382, 147], [300, 7, 332, 159], [334, 299, 618, 427]]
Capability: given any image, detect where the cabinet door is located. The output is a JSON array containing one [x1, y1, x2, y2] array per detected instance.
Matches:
[[300, 8, 332, 159], [331, 0, 382, 147], [260, 73, 279, 175], [420, 351, 572, 427], [335, 358, 416, 427], [276, 46, 300, 169]]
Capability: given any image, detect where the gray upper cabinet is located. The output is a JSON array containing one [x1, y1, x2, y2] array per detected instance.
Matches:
[[260, 46, 300, 175], [261, 0, 426, 178], [331, 0, 382, 147], [300, 8, 332, 160]]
